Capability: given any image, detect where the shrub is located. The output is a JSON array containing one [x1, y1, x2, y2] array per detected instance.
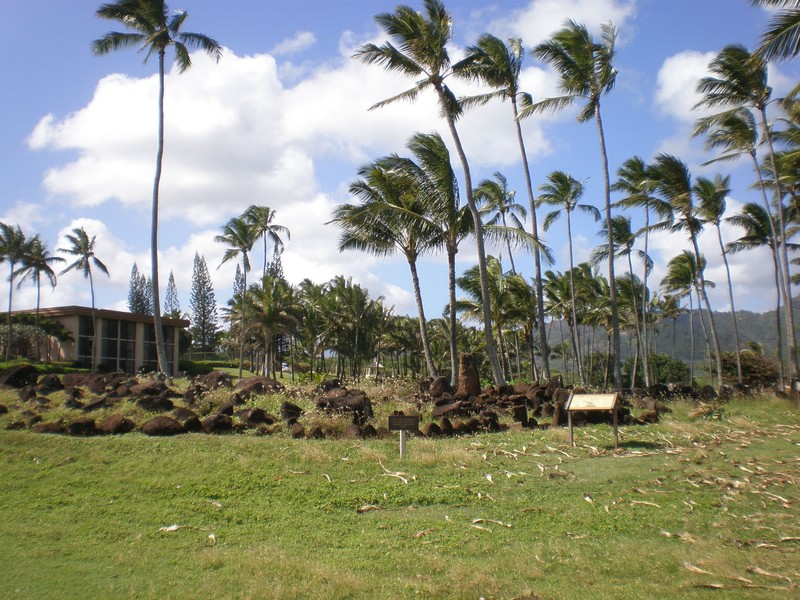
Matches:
[[720, 351, 779, 388]]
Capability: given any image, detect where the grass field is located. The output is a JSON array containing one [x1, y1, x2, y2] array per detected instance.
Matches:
[[1, 390, 798, 599]]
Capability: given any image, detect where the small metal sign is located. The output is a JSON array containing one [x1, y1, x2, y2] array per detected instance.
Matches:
[[388, 415, 420, 431], [388, 415, 419, 459], [566, 392, 620, 449]]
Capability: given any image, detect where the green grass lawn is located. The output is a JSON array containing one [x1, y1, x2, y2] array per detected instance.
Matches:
[[1, 393, 798, 599]]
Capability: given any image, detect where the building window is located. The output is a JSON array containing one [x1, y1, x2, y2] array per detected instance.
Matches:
[[77, 316, 94, 367]]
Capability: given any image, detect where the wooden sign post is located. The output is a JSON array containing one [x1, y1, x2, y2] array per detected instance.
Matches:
[[566, 392, 620, 449], [388, 415, 419, 459]]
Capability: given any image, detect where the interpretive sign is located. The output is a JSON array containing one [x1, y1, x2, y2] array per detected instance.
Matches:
[[388, 415, 420, 431], [388, 415, 419, 459], [566, 392, 620, 449]]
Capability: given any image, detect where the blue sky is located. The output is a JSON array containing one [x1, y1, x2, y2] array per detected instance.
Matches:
[[1, 0, 798, 322]]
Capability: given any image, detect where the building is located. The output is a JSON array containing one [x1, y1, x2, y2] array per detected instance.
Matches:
[[18, 306, 189, 377]]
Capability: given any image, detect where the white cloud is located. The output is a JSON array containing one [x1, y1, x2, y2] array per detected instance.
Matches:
[[270, 31, 316, 56], [489, 0, 637, 46], [654, 50, 717, 124]]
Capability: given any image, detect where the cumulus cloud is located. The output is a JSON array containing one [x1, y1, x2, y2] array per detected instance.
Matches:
[[270, 31, 316, 56]]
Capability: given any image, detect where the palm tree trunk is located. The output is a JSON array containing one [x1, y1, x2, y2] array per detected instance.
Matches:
[[594, 107, 621, 388], [688, 296, 695, 384], [771, 244, 786, 388], [438, 87, 504, 385], [447, 245, 459, 387], [89, 269, 97, 373], [5, 262, 13, 361], [238, 263, 247, 378], [641, 208, 651, 387], [715, 224, 742, 384], [760, 106, 799, 378], [691, 236, 724, 387], [566, 214, 585, 385], [511, 96, 550, 380], [694, 287, 715, 386], [408, 257, 437, 378], [151, 49, 170, 376]]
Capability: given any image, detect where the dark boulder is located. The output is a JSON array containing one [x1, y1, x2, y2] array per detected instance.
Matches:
[[136, 396, 174, 413], [216, 402, 235, 416], [32, 421, 65, 434], [236, 407, 275, 427], [431, 401, 464, 419], [280, 401, 303, 421], [199, 370, 233, 389], [429, 376, 453, 398], [313, 379, 342, 394], [97, 414, 136, 435], [141, 416, 185, 436], [82, 397, 108, 412], [18, 385, 36, 402], [35, 374, 64, 395], [317, 389, 373, 425], [235, 376, 285, 398], [342, 423, 363, 439], [202, 413, 233, 434], [511, 404, 529, 425], [64, 397, 84, 410], [0, 404, 7, 414], [67, 417, 97, 436], [421, 422, 443, 437], [0, 364, 38, 388], [290, 422, 305, 438]]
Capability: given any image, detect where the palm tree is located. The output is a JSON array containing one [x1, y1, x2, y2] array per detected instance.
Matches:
[[523, 19, 622, 387], [0, 223, 31, 361], [726, 202, 793, 386], [14, 236, 64, 361], [474, 172, 527, 274], [354, 0, 504, 384], [649, 154, 724, 387], [247, 275, 300, 378], [751, 0, 800, 63], [458, 33, 552, 379], [538, 171, 600, 385], [332, 158, 440, 378], [243, 205, 290, 281], [695, 44, 798, 378], [590, 215, 652, 386], [94, 0, 221, 375], [661, 251, 712, 385], [58, 227, 110, 372], [382, 132, 472, 386], [215, 216, 257, 378], [695, 174, 743, 384], [612, 156, 670, 388]]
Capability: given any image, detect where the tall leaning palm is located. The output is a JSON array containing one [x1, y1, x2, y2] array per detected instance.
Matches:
[[538, 171, 601, 386], [15, 236, 64, 361], [94, 0, 221, 375], [354, 0, 504, 384], [522, 20, 622, 388], [243, 205, 289, 281], [695, 174, 743, 384], [474, 172, 527, 274], [650, 154, 724, 388], [458, 33, 552, 379], [59, 227, 110, 372], [215, 216, 256, 379], [0, 223, 31, 361], [751, 0, 800, 63], [695, 43, 798, 378]]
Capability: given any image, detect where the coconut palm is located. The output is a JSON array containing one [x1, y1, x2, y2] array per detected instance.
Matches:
[[661, 251, 713, 385], [354, 0, 504, 384], [474, 172, 527, 274], [381, 132, 473, 385], [94, 0, 221, 374], [538, 171, 600, 385], [332, 159, 440, 378], [751, 0, 800, 63], [726, 202, 794, 386], [243, 205, 290, 281], [522, 19, 622, 387], [0, 223, 32, 361], [649, 154, 724, 387], [215, 216, 257, 378], [695, 44, 798, 377], [247, 275, 300, 378], [612, 156, 671, 387], [14, 236, 64, 361], [695, 174, 743, 384], [457, 33, 552, 379], [58, 227, 110, 372]]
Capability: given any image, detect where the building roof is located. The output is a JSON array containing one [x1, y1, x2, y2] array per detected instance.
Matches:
[[14, 305, 190, 328]]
